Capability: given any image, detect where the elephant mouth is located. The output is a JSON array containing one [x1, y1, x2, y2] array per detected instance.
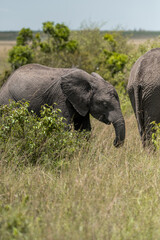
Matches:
[[99, 115, 111, 125], [105, 120, 111, 125]]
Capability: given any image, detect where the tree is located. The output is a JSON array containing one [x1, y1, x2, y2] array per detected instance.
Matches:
[[96, 32, 128, 86], [8, 22, 79, 70], [8, 28, 35, 69], [8, 45, 34, 70], [16, 28, 33, 46], [41, 21, 78, 53]]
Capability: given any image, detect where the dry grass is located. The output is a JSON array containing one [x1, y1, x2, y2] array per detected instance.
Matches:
[[1, 114, 160, 240], [128, 38, 150, 45], [0, 41, 15, 73]]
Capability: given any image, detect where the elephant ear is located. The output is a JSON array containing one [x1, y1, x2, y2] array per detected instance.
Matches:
[[61, 69, 93, 116], [91, 72, 104, 81]]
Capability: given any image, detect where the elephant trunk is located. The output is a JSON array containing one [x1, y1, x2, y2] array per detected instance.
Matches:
[[112, 117, 125, 147]]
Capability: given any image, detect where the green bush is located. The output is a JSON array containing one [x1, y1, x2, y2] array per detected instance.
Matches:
[[97, 32, 129, 84], [106, 51, 128, 76], [43, 22, 70, 43], [0, 101, 88, 167], [42, 21, 78, 53], [104, 33, 117, 51], [7, 28, 35, 70], [151, 121, 160, 150], [7, 23, 79, 71], [8, 45, 34, 70], [16, 28, 33, 46]]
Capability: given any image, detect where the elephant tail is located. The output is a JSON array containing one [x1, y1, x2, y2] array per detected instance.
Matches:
[[134, 85, 144, 137], [128, 85, 144, 138]]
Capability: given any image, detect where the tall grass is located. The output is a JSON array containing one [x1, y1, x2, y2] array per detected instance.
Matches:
[[1, 113, 160, 240], [0, 41, 15, 73]]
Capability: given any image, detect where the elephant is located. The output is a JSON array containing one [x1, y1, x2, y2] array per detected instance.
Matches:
[[127, 48, 160, 146], [0, 63, 125, 147]]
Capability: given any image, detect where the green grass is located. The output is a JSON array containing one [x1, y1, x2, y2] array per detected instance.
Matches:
[[1, 114, 160, 240]]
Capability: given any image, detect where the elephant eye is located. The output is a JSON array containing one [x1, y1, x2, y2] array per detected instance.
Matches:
[[103, 101, 108, 108]]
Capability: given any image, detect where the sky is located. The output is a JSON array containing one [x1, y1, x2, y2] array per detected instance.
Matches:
[[0, 0, 160, 31]]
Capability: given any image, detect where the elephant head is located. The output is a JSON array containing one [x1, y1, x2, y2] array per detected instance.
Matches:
[[61, 69, 125, 147]]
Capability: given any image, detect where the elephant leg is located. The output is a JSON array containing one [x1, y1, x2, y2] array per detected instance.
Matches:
[[142, 101, 160, 147], [73, 112, 91, 131], [65, 100, 91, 131], [142, 124, 152, 147]]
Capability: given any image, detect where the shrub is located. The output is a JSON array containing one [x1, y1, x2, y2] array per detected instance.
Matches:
[[105, 51, 128, 76], [151, 121, 160, 150], [93, 31, 132, 92], [97, 32, 128, 79], [8, 45, 34, 70], [16, 28, 33, 46], [0, 101, 88, 167], [104, 33, 117, 51], [40, 21, 78, 55], [8, 22, 79, 70], [43, 22, 70, 44]]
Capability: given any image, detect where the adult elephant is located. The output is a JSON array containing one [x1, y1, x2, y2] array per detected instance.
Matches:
[[0, 64, 125, 147], [127, 48, 160, 146]]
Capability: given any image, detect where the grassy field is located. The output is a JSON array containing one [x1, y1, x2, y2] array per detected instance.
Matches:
[[1, 39, 160, 239], [2, 114, 160, 240]]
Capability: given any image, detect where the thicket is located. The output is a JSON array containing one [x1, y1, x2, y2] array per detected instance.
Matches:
[[0, 101, 89, 168]]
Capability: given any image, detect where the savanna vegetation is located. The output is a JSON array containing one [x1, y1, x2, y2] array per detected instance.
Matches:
[[1, 22, 160, 239]]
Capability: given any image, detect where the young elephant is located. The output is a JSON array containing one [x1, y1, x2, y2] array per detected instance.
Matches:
[[127, 48, 160, 146], [0, 64, 125, 147]]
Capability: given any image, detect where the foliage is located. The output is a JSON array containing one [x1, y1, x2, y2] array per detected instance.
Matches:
[[0, 101, 88, 166], [43, 22, 70, 42], [8, 22, 79, 71], [96, 33, 129, 89], [70, 27, 106, 73], [104, 50, 128, 76], [151, 121, 160, 150], [8, 28, 35, 69], [104, 33, 117, 51], [8, 45, 34, 70], [42, 21, 78, 53], [16, 28, 33, 46], [35, 22, 79, 68]]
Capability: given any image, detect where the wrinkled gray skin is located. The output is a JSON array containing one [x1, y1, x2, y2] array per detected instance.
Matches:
[[127, 48, 160, 146], [0, 64, 125, 147]]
